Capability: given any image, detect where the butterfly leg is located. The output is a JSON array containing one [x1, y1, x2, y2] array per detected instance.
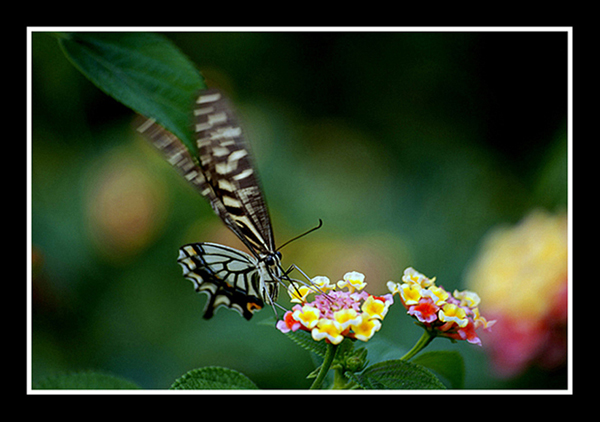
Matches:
[[284, 263, 313, 284], [281, 263, 333, 301]]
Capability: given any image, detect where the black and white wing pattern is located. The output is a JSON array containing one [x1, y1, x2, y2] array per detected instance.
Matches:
[[178, 243, 273, 320], [193, 90, 275, 256], [137, 88, 281, 320]]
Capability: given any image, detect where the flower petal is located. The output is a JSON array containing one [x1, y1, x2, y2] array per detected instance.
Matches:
[[333, 308, 361, 330], [438, 303, 469, 327], [453, 289, 481, 308], [287, 283, 313, 303], [402, 267, 435, 288], [311, 276, 336, 292], [362, 295, 391, 319], [400, 283, 422, 305], [351, 314, 382, 342], [338, 271, 367, 291], [292, 304, 321, 329], [407, 297, 440, 323], [312, 319, 345, 344]]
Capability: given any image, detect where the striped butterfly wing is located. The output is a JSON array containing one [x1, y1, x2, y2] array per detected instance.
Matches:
[[177, 243, 265, 320], [136, 117, 213, 199], [137, 89, 280, 320], [194, 89, 276, 256]]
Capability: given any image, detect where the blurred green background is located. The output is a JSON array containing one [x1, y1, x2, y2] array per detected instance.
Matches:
[[30, 31, 568, 389]]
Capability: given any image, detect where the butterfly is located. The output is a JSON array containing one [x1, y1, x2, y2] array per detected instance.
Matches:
[[137, 88, 283, 320]]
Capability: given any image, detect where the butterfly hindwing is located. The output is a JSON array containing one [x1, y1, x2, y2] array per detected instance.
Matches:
[[178, 243, 264, 320]]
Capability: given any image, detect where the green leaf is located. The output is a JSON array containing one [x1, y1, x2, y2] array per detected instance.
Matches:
[[284, 329, 329, 358], [57, 32, 205, 154], [411, 350, 465, 389], [351, 359, 446, 389], [33, 371, 140, 389], [170, 367, 259, 390]]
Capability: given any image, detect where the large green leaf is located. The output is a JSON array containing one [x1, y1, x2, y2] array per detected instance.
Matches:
[[33, 371, 140, 389], [351, 359, 446, 389], [412, 350, 465, 389], [170, 367, 259, 390], [56, 32, 205, 154]]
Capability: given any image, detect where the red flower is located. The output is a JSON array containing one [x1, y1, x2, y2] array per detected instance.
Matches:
[[407, 298, 439, 324]]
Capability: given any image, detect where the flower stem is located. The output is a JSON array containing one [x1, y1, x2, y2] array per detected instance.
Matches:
[[400, 329, 436, 361], [309, 342, 337, 389]]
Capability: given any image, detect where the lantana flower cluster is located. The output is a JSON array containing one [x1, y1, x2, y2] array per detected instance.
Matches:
[[276, 271, 394, 345], [387, 268, 495, 346]]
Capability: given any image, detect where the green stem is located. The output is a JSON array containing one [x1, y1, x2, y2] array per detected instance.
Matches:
[[400, 329, 436, 361], [309, 342, 337, 389], [332, 366, 355, 390]]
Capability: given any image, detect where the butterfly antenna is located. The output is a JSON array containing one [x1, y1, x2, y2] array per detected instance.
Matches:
[[277, 219, 323, 251]]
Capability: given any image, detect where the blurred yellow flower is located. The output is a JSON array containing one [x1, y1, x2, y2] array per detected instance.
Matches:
[[465, 209, 568, 377], [333, 308, 361, 330]]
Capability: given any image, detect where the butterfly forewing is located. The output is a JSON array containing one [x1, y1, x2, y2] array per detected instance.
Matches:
[[136, 117, 224, 218], [137, 88, 281, 320], [194, 90, 275, 256]]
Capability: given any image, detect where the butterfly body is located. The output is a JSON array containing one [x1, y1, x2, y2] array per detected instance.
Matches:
[[138, 88, 281, 319]]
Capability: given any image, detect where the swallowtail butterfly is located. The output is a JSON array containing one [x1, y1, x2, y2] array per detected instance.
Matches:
[[137, 89, 282, 320]]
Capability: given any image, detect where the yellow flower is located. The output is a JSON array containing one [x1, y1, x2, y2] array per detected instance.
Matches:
[[287, 283, 313, 303], [465, 209, 567, 320], [386, 281, 401, 295], [311, 276, 336, 293], [292, 305, 321, 329], [337, 271, 367, 292], [400, 283, 422, 305], [422, 285, 449, 306], [402, 267, 435, 288], [312, 319, 345, 345], [438, 303, 469, 327], [350, 314, 382, 342], [472, 307, 495, 330], [333, 308, 361, 330], [361, 295, 391, 319], [278, 270, 395, 344], [388, 266, 495, 348], [453, 289, 480, 308]]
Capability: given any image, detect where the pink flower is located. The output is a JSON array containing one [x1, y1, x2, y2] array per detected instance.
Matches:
[[276, 272, 393, 344], [276, 307, 302, 333], [441, 320, 482, 346]]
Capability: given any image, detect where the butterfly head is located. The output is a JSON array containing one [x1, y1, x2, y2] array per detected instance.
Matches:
[[259, 251, 282, 303], [264, 250, 282, 267], [261, 251, 282, 280]]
